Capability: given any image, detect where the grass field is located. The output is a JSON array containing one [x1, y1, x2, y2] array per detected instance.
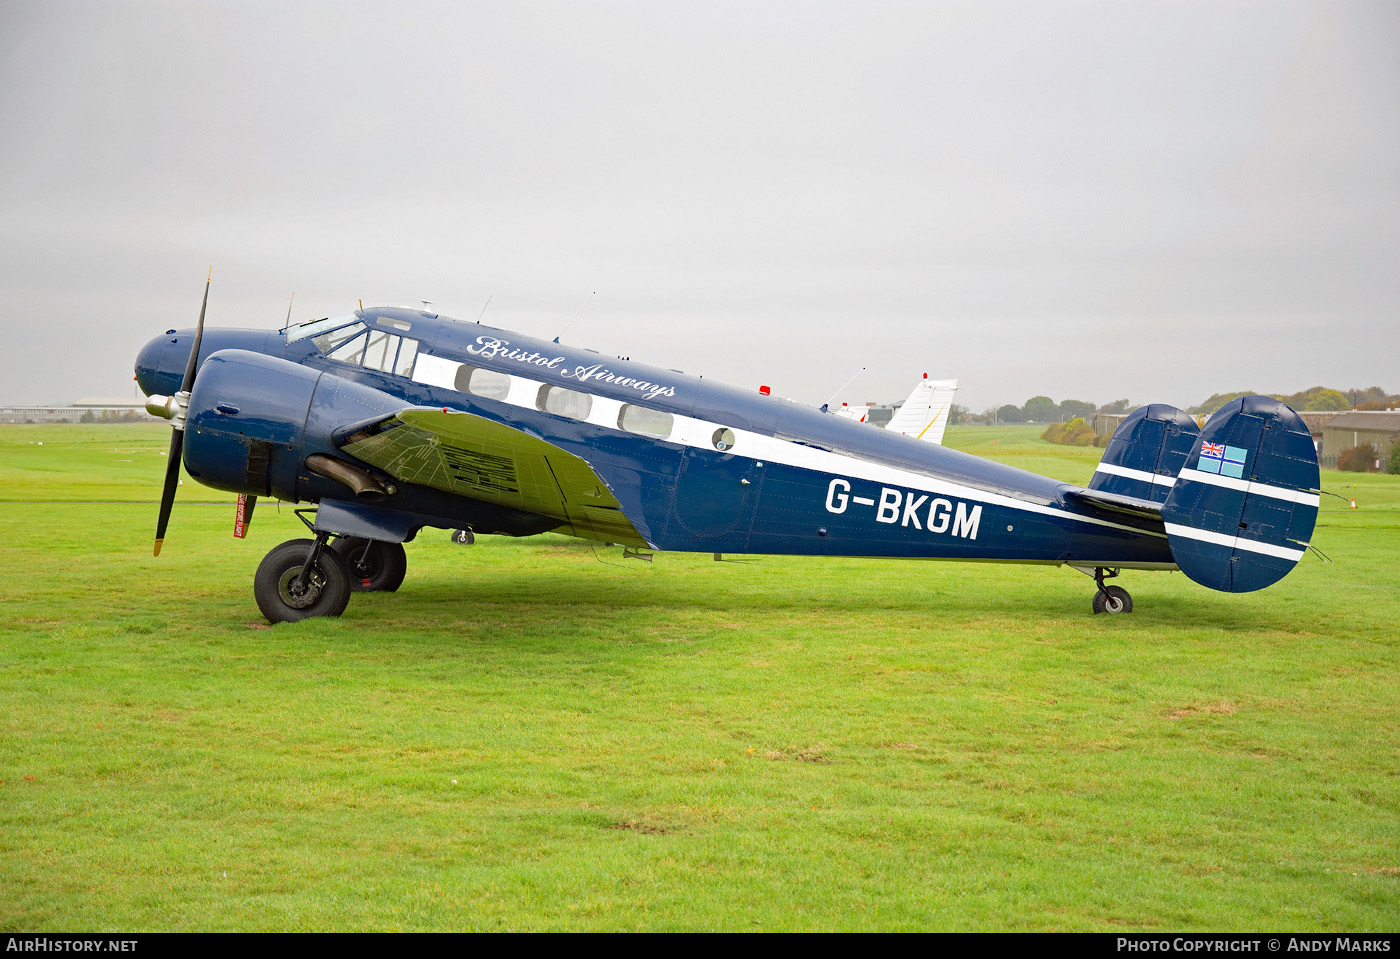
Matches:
[[2, 423, 1397, 931]]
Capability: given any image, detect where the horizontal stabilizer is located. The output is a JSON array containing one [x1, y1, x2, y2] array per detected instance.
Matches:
[[1066, 487, 1164, 521], [1090, 404, 1199, 503], [1160, 396, 1320, 593]]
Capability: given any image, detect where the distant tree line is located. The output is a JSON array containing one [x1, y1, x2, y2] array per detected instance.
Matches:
[[966, 384, 1395, 428], [1189, 385, 1398, 416], [961, 396, 1130, 426]]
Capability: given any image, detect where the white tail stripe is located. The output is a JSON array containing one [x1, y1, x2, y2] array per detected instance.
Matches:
[[1163, 522, 1307, 562], [1094, 462, 1177, 487], [1177, 468, 1321, 507]]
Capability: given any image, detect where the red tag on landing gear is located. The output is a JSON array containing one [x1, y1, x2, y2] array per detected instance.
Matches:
[[234, 494, 251, 538]]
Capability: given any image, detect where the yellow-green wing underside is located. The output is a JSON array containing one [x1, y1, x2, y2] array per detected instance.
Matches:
[[341, 408, 650, 548]]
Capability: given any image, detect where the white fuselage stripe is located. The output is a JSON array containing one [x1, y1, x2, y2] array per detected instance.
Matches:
[[1177, 468, 1321, 507], [1094, 462, 1177, 487], [414, 354, 1162, 538], [1162, 523, 1306, 562]]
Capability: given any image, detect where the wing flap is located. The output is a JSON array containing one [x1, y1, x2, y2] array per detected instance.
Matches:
[[339, 408, 651, 547]]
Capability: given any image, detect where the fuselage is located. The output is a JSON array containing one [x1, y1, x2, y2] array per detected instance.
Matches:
[[136, 307, 1174, 568]]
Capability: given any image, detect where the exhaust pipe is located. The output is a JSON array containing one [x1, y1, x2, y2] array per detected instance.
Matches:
[[305, 453, 395, 502]]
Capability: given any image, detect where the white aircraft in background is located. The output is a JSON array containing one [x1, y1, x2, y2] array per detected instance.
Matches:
[[834, 375, 959, 444], [886, 375, 959, 445]]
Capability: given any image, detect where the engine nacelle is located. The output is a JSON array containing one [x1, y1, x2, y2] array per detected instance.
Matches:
[[182, 350, 402, 501]]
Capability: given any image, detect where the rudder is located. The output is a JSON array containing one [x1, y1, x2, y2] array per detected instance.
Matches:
[[1160, 396, 1320, 592], [1090, 404, 1200, 503]]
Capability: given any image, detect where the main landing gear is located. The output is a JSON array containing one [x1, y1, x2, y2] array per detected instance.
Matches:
[[253, 531, 408, 623], [332, 536, 407, 593], [1088, 567, 1133, 615], [254, 535, 351, 623]]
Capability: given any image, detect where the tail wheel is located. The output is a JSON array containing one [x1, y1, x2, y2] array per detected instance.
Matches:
[[332, 537, 407, 593], [254, 538, 351, 623], [1092, 585, 1133, 615]]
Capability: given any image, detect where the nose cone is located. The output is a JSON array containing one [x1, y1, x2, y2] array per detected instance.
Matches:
[[134, 333, 170, 396], [134, 328, 199, 397]]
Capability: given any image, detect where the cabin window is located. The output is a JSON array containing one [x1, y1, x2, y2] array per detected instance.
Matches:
[[456, 366, 512, 400], [712, 428, 736, 452], [538, 385, 592, 420], [618, 404, 673, 439]]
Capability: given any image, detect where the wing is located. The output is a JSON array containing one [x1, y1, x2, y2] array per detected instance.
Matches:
[[338, 408, 652, 548]]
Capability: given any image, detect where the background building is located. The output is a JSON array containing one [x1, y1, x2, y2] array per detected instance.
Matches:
[[1321, 411, 1400, 469]]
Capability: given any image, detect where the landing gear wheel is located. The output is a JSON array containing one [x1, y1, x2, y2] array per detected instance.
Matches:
[[254, 538, 351, 623], [332, 537, 407, 593], [1092, 585, 1133, 615], [450, 528, 475, 545]]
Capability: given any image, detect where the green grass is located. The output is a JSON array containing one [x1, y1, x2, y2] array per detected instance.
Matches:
[[2, 424, 1397, 931]]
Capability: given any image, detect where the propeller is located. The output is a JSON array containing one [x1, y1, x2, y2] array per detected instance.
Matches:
[[153, 268, 211, 556]]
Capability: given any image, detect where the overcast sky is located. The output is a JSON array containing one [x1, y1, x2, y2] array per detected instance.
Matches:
[[2, 0, 1396, 413]]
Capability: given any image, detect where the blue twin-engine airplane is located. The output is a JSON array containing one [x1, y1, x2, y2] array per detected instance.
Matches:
[[134, 276, 1322, 623]]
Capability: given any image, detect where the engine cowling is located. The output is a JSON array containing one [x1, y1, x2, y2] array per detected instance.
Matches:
[[182, 349, 402, 502]]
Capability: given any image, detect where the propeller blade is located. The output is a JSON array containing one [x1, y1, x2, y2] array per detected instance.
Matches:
[[180, 267, 212, 392], [154, 429, 184, 556], [154, 267, 210, 556]]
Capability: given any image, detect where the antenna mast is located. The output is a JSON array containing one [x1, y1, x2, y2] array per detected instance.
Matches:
[[553, 291, 596, 344], [824, 366, 867, 408]]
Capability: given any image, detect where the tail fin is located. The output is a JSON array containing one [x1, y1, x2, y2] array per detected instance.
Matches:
[[1090, 404, 1200, 503], [833, 402, 868, 423], [1160, 396, 1320, 593], [886, 376, 958, 445]]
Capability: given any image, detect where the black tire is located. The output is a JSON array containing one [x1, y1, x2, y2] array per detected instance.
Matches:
[[254, 538, 351, 623], [332, 537, 407, 593], [451, 528, 475, 546], [1092, 585, 1133, 615]]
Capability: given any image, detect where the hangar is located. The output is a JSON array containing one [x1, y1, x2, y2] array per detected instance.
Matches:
[[1321, 411, 1400, 469]]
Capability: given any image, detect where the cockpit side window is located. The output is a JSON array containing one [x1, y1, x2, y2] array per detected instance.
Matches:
[[312, 322, 367, 355], [310, 322, 418, 378], [393, 338, 418, 377], [326, 330, 369, 364], [362, 330, 394, 371]]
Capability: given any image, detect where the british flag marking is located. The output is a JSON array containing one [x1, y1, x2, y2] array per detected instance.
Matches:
[[1220, 445, 1249, 479]]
